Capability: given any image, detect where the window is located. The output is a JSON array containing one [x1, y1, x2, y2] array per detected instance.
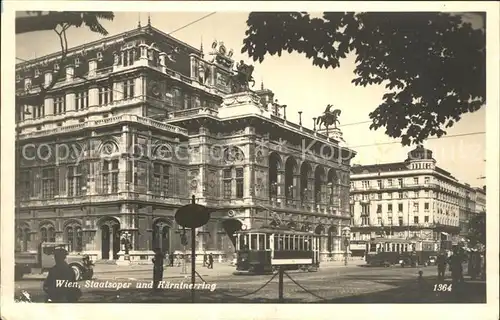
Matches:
[[75, 91, 89, 110], [66, 226, 83, 252], [223, 169, 232, 199], [123, 79, 135, 99], [236, 168, 244, 199], [398, 192, 403, 199], [398, 217, 403, 226], [19, 170, 31, 199], [425, 190, 429, 198], [398, 178, 403, 187], [387, 204, 393, 213], [398, 203, 403, 212], [377, 217, 382, 225], [377, 180, 382, 188], [388, 192, 393, 199], [413, 177, 419, 185], [387, 179, 392, 186], [99, 86, 113, 105], [424, 177, 430, 184], [68, 165, 84, 196], [414, 216, 419, 224], [388, 216, 393, 225], [361, 216, 369, 225], [42, 168, 56, 198], [362, 180, 369, 189], [33, 105, 45, 119], [376, 204, 382, 213], [123, 50, 136, 67], [413, 202, 419, 213], [102, 160, 119, 194], [54, 96, 66, 114], [424, 216, 429, 223], [377, 193, 382, 200], [424, 202, 430, 211]]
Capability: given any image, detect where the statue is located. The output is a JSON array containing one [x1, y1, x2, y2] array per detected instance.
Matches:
[[229, 60, 255, 93], [316, 104, 341, 135]]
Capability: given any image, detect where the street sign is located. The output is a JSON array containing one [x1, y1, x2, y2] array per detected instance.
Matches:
[[175, 196, 210, 228]]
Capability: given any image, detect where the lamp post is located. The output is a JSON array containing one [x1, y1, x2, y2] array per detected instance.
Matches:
[[121, 231, 131, 260], [404, 192, 413, 239], [342, 226, 351, 266]]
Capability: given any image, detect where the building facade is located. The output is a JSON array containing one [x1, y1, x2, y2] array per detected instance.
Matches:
[[349, 146, 485, 254], [15, 22, 355, 262]]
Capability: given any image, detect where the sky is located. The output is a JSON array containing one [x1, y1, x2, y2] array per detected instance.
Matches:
[[15, 12, 486, 187]]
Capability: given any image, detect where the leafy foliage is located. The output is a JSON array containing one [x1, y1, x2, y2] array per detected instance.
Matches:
[[242, 12, 485, 145], [16, 11, 115, 35], [16, 12, 115, 105], [468, 212, 486, 246]]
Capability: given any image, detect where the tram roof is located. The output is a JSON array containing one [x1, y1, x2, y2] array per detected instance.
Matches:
[[369, 238, 436, 244], [235, 227, 315, 236]]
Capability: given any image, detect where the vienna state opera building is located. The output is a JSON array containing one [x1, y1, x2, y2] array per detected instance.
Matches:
[[15, 22, 355, 263]]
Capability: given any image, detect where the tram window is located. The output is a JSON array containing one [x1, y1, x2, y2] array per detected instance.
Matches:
[[294, 236, 299, 251], [284, 235, 289, 250], [369, 244, 376, 252], [298, 236, 303, 250], [305, 238, 310, 251], [274, 235, 279, 250], [240, 235, 249, 250], [250, 234, 258, 250], [265, 234, 270, 250], [258, 234, 266, 250]]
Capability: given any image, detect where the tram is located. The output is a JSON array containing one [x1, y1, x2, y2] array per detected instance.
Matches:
[[234, 226, 320, 274], [365, 238, 438, 267]]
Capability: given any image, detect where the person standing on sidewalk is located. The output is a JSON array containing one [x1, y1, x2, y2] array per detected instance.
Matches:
[[448, 247, 464, 285], [203, 251, 208, 267], [169, 252, 174, 267], [152, 248, 164, 292], [207, 253, 214, 269], [436, 252, 447, 280]]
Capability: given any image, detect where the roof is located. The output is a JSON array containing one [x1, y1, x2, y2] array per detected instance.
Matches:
[[235, 227, 315, 236], [350, 162, 407, 174]]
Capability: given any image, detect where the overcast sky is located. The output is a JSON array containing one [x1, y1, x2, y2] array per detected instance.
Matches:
[[16, 12, 486, 187]]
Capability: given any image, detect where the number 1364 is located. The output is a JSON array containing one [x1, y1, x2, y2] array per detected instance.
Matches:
[[433, 284, 452, 292]]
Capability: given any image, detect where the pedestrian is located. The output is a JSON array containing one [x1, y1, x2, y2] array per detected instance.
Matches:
[[208, 253, 214, 269], [152, 248, 164, 292], [448, 247, 464, 285], [169, 252, 174, 267], [436, 252, 447, 280], [43, 247, 82, 303], [203, 251, 208, 267]]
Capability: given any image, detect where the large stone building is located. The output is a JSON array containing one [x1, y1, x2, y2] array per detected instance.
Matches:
[[349, 146, 486, 255], [15, 22, 355, 262]]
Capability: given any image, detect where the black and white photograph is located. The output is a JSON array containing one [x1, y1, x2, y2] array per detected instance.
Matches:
[[1, 1, 499, 318]]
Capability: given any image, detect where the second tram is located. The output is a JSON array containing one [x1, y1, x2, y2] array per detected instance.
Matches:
[[235, 227, 320, 274]]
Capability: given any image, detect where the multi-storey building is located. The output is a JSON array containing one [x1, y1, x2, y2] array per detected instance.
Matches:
[[474, 187, 486, 213], [348, 146, 484, 255], [15, 22, 355, 262]]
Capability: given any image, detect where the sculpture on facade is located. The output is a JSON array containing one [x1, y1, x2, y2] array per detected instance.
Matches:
[[316, 105, 342, 136], [230, 60, 255, 93]]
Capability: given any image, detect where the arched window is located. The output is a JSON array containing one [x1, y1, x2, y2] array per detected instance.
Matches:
[[41, 227, 48, 243]]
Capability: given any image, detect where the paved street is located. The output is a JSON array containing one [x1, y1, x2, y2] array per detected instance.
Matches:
[[15, 261, 485, 303]]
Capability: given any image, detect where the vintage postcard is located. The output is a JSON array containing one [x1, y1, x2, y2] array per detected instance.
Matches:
[[1, 1, 499, 320]]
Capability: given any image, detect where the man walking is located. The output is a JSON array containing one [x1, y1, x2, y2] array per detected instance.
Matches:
[[436, 252, 447, 280], [152, 248, 164, 292], [207, 253, 214, 269], [43, 248, 82, 303]]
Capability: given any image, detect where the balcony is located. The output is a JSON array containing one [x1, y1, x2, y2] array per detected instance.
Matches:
[[167, 107, 219, 120], [17, 113, 188, 140]]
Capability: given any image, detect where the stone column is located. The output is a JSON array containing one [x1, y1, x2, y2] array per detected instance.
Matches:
[[277, 169, 285, 206]]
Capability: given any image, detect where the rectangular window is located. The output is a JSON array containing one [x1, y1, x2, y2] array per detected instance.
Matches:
[[377, 204, 382, 213], [235, 168, 244, 199], [161, 164, 170, 196], [223, 169, 232, 199], [413, 202, 419, 213], [413, 177, 419, 185], [42, 168, 55, 198], [398, 178, 403, 187], [388, 216, 393, 225], [123, 79, 135, 99], [424, 177, 430, 184], [398, 203, 403, 212], [387, 179, 392, 186], [377, 193, 382, 200], [99, 86, 113, 105], [362, 217, 369, 225], [398, 192, 403, 199], [153, 163, 162, 194], [102, 161, 110, 194], [362, 181, 369, 189], [377, 217, 382, 225], [388, 204, 393, 213], [377, 180, 382, 188], [75, 91, 89, 111], [414, 216, 419, 224], [398, 217, 403, 226], [54, 96, 66, 114], [424, 216, 429, 223], [424, 202, 430, 211]]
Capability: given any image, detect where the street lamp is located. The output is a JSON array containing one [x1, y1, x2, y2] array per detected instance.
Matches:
[[342, 226, 351, 266], [120, 231, 131, 260]]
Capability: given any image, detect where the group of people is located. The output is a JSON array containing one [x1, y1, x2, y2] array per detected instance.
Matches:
[[436, 246, 485, 283]]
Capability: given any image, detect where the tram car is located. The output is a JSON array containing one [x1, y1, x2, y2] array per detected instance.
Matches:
[[234, 226, 320, 274], [365, 237, 438, 267]]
